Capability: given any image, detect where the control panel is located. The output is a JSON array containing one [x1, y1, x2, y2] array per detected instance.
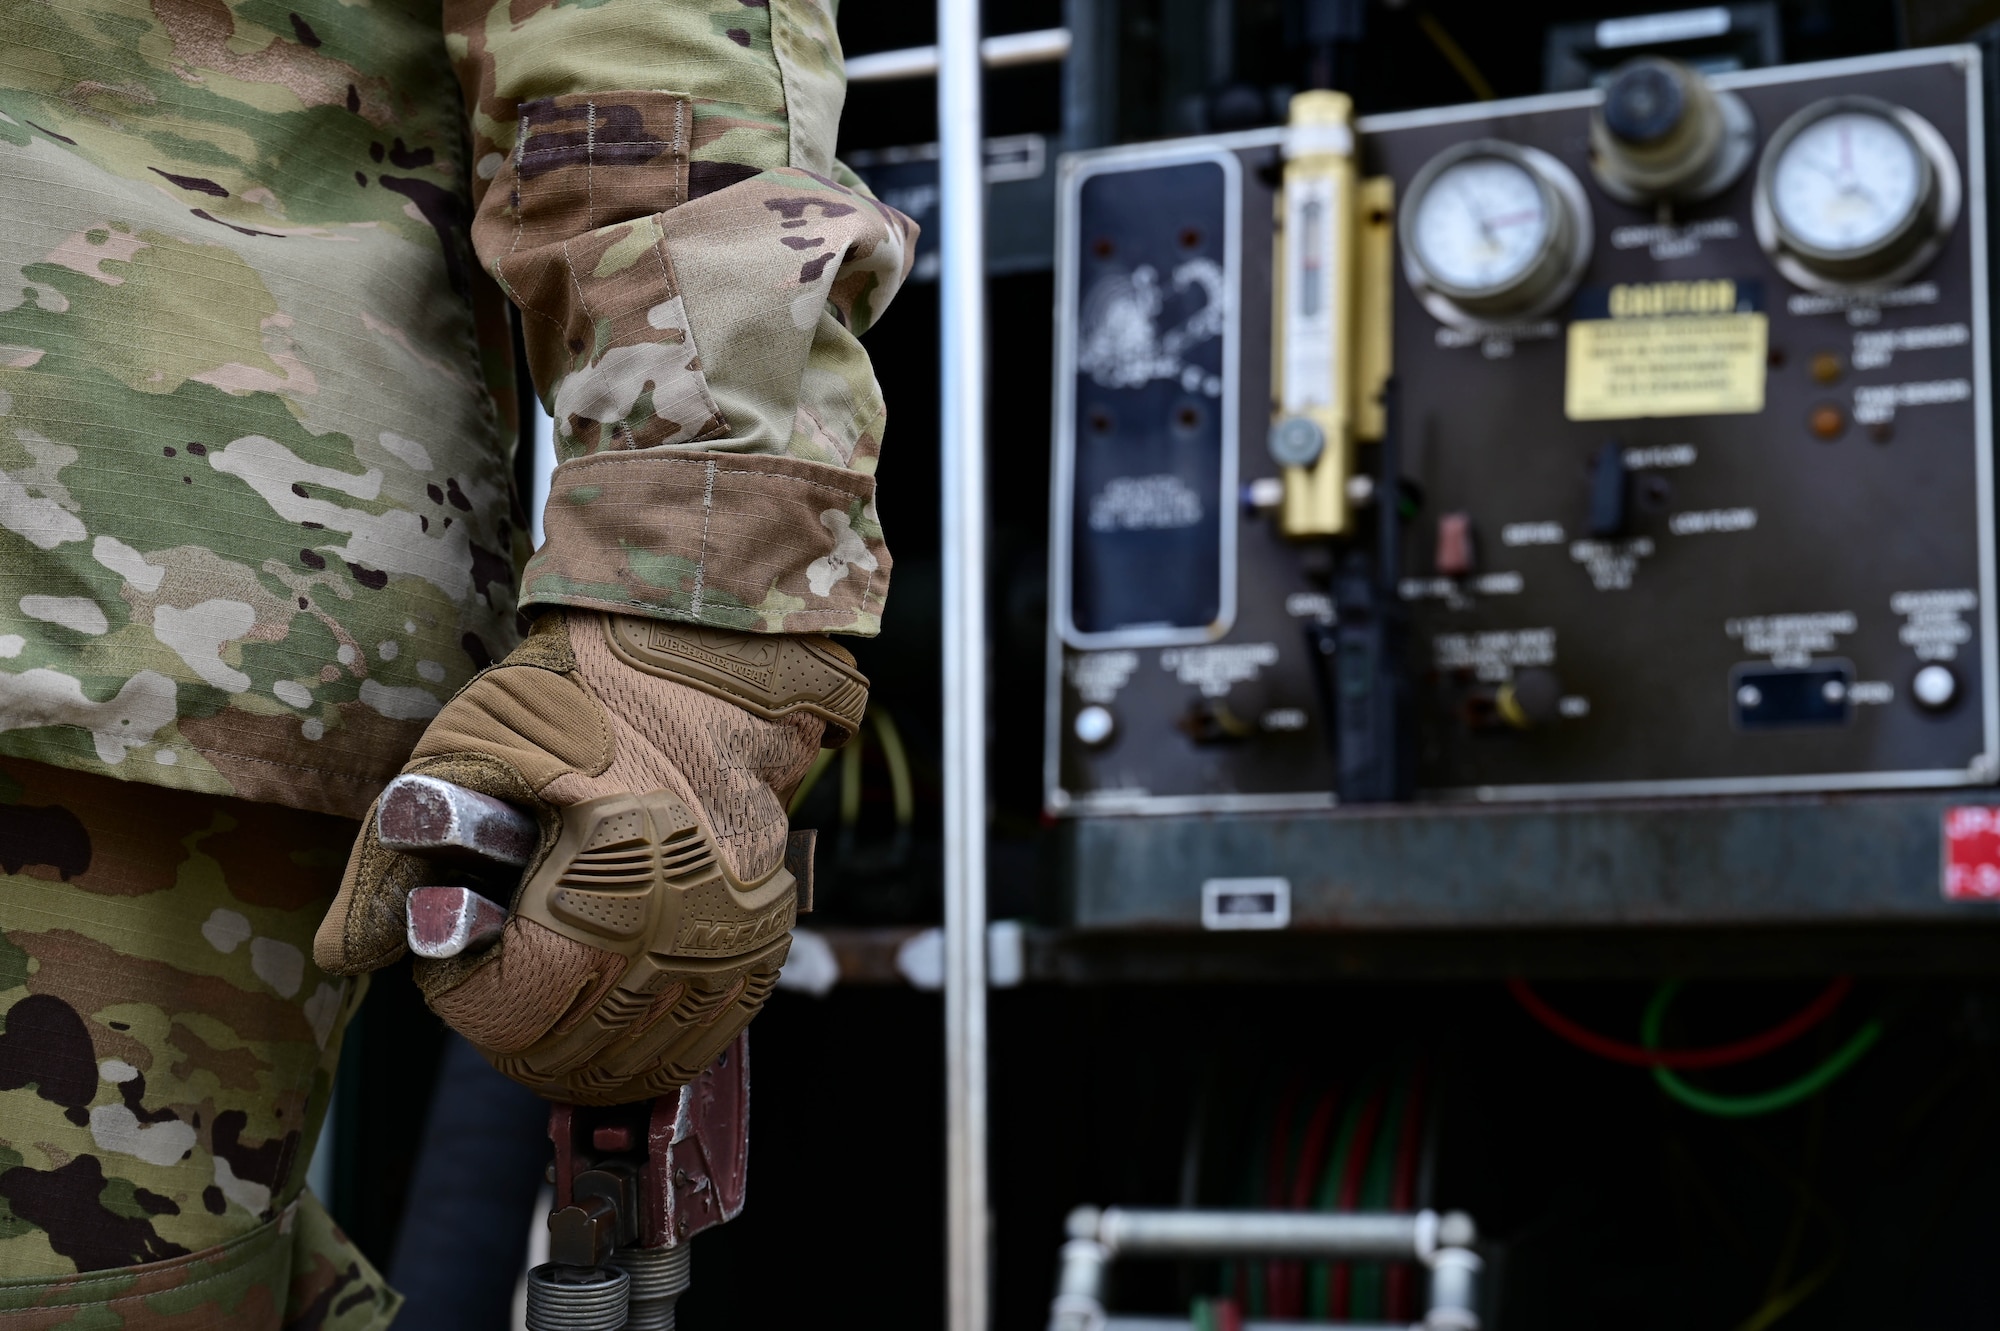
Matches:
[[1047, 47, 1995, 813]]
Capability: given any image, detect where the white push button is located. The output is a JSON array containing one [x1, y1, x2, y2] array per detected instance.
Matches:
[[1073, 704, 1116, 746], [1913, 664, 1958, 711]]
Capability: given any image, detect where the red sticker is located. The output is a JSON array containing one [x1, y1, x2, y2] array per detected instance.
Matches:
[[1944, 807, 2000, 900]]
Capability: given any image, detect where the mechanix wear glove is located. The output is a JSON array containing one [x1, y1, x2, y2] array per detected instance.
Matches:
[[313, 610, 865, 1104]]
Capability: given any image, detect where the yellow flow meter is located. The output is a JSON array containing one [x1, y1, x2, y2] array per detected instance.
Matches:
[[1270, 91, 1393, 538]]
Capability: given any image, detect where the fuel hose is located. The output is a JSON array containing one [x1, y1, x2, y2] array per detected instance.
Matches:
[[1507, 975, 1852, 1069], [1643, 980, 1884, 1118]]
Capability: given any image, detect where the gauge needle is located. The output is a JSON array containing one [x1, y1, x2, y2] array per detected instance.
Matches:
[[1801, 153, 1879, 207], [1452, 182, 1493, 241]]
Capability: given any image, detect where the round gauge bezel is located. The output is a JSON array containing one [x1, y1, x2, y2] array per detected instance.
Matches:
[[1753, 95, 1960, 293], [1399, 139, 1595, 328]]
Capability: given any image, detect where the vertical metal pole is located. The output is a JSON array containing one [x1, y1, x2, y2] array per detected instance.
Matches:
[[937, 2, 990, 1331], [1061, 0, 1113, 151]]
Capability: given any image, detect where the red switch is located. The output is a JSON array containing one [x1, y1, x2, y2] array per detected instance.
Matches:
[[1436, 512, 1476, 577]]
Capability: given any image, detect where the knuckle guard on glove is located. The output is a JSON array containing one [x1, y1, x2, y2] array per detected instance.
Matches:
[[313, 610, 866, 1105]]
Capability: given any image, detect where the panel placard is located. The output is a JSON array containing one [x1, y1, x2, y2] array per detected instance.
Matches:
[[1566, 280, 1769, 419], [1056, 154, 1239, 649]]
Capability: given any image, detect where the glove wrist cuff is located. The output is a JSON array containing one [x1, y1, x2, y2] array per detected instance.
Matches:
[[600, 614, 869, 745]]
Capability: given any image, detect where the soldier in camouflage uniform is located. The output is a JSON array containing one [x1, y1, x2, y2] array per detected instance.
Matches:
[[0, 759, 393, 1326], [0, 0, 912, 1320]]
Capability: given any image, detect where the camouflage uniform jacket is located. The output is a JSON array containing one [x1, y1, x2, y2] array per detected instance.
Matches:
[[0, 0, 915, 820]]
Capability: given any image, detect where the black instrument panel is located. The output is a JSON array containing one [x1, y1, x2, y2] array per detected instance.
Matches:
[[1048, 47, 1995, 814]]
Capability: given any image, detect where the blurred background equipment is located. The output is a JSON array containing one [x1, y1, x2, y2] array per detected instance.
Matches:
[[386, 1034, 548, 1331], [1049, 1202, 1483, 1329], [1051, 44, 1991, 823]]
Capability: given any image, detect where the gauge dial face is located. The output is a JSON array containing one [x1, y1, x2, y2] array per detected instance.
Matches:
[[1769, 110, 1923, 256], [1409, 157, 1552, 294]]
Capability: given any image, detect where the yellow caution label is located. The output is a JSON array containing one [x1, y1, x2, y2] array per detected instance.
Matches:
[[1604, 278, 1744, 318], [1565, 311, 1768, 420]]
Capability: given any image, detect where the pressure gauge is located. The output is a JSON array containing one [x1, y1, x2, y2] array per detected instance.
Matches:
[[1400, 140, 1593, 326], [1753, 96, 1960, 291]]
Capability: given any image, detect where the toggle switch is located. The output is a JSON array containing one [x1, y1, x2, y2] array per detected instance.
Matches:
[[1435, 512, 1477, 577], [1587, 440, 1629, 538], [1177, 698, 1255, 745], [1496, 668, 1565, 729]]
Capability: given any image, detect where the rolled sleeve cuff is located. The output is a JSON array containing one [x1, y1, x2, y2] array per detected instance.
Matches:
[[521, 449, 890, 635]]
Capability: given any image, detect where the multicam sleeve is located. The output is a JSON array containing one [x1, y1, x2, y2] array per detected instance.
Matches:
[[444, 0, 917, 635]]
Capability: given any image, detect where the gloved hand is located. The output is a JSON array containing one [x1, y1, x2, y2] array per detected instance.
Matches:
[[313, 610, 865, 1104]]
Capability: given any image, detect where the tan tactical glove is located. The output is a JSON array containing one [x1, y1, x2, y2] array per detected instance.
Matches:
[[313, 610, 865, 1104]]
